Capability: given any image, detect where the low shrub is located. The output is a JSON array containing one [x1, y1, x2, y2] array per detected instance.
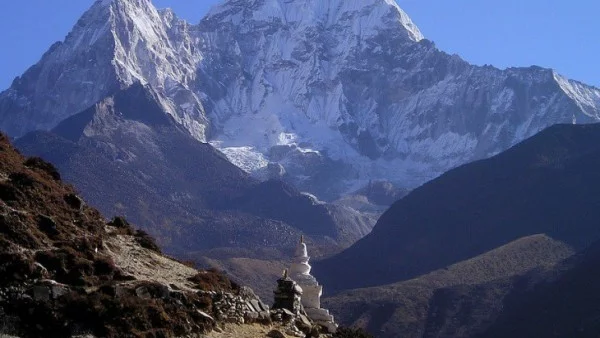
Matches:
[[24, 157, 61, 181], [188, 268, 239, 292], [0, 252, 36, 285], [35, 248, 95, 286], [134, 230, 162, 253], [8, 172, 35, 188], [0, 182, 19, 202], [107, 216, 134, 235]]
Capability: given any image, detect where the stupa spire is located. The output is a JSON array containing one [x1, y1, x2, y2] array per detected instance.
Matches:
[[289, 236, 338, 333]]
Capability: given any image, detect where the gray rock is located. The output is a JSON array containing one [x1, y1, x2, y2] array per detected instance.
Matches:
[[273, 277, 303, 314], [32, 286, 50, 302], [154, 284, 170, 299], [37, 215, 58, 236], [196, 310, 214, 322], [135, 286, 151, 299], [238, 286, 258, 300], [258, 300, 269, 312], [245, 311, 259, 321], [250, 299, 262, 312], [298, 314, 312, 328], [282, 308, 295, 317], [259, 311, 272, 322], [50, 284, 68, 299], [285, 325, 306, 338], [64, 193, 84, 210]]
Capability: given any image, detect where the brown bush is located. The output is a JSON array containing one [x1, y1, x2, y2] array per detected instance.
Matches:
[[188, 268, 239, 292], [36, 215, 59, 238], [24, 157, 61, 181], [93, 255, 118, 277], [35, 247, 97, 286], [0, 252, 36, 285], [0, 182, 20, 202], [134, 230, 162, 253], [8, 172, 35, 188], [108, 216, 135, 235], [0, 214, 44, 250], [54, 285, 214, 338]]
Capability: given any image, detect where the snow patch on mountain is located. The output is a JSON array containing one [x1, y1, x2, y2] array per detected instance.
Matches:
[[0, 0, 208, 141], [554, 73, 600, 120], [214, 144, 270, 173]]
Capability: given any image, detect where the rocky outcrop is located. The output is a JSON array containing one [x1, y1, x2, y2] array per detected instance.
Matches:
[[0, 132, 299, 338], [0, 131, 354, 338], [273, 272, 304, 316], [211, 287, 271, 325], [271, 270, 333, 338], [0, 131, 218, 337]]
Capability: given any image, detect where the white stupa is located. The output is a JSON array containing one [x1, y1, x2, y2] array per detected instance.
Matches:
[[289, 236, 338, 333]]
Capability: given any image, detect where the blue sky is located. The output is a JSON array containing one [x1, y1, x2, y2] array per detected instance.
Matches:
[[0, 0, 597, 90]]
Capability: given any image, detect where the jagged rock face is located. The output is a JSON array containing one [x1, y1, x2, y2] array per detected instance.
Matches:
[[197, 0, 600, 196], [2, 0, 600, 199], [0, 0, 208, 141], [0, 132, 222, 337], [16, 83, 374, 256]]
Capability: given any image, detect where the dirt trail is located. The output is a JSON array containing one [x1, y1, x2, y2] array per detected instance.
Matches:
[[104, 232, 198, 291]]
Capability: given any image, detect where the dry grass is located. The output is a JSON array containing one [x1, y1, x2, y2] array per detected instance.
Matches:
[[103, 231, 198, 292], [188, 268, 240, 292]]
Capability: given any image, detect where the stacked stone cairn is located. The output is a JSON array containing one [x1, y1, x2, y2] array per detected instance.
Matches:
[[210, 286, 271, 326], [271, 269, 313, 337]]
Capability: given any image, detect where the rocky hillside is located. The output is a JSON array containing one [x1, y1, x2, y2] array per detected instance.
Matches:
[[0, 132, 240, 337], [1, 0, 600, 199], [315, 123, 600, 291], [0, 133, 365, 338]]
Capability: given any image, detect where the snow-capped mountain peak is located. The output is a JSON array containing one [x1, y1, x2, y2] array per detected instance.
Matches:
[[0, 0, 208, 140], [206, 0, 423, 42], [2, 0, 600, 200], [553, 72, 600, 121]]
